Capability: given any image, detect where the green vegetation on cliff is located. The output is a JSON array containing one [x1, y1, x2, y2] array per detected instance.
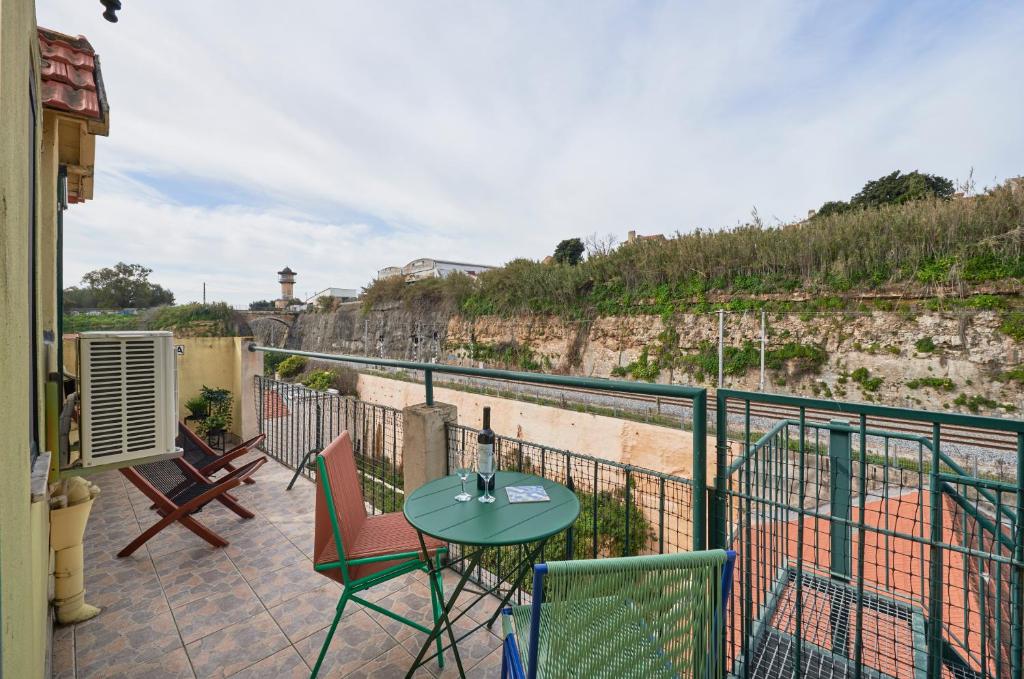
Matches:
[[612, 326, 827, 383], [361, 180, 1024, 319]]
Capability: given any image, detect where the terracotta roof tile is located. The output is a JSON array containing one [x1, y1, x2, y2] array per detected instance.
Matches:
[[37, 27, 106, 122]]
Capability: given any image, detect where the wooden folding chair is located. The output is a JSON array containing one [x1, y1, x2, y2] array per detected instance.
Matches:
[[178, 421, 265, 483], [310, 432, 448, 678], [118, 456, 266, 557]]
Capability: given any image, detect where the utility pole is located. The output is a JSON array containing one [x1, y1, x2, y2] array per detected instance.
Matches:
[[717, 309, 725, 388], [759, 309, 766, 391], [202, 282, 206, 304]]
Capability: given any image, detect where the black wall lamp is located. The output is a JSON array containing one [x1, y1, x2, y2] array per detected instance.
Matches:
[[100, 0, 121, 23]]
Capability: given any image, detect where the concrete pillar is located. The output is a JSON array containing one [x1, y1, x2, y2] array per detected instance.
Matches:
[[402, 401, 457, 495], [235, 337, 262, 440]]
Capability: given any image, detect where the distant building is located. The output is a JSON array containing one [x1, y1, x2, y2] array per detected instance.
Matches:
[[377, 258, 494, 282], [626, 230, 667, 244], [275, 266, 297, 309], [377, 266, 403, 279], [306, 287, 358, 304]]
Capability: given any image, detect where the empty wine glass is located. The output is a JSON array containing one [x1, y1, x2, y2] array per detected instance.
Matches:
[[478, 454, 495, 504], [454, 449, 472, 502]]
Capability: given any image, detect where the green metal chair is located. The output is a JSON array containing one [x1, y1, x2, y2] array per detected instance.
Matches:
[[310, 432, 448, 678], [501, 549, 736, 679]]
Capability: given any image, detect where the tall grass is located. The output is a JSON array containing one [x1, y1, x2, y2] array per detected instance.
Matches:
[[361, 182, 1024, 318]]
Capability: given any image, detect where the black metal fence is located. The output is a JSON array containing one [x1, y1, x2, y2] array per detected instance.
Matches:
[[444, 423, 695, 601], [255, 375, 404, 513], [712, 390, 1024, 679]]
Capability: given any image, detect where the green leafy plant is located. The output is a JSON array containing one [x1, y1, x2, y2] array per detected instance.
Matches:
[[851, 367, 883, 392], [184, 395, 208, 419], [914, 337, 936, 353], [999, 312, 1024, 343], [148, 302, 240, 336], [906, 377, 955, 392], [358, 179, 1024, 319], [195, 386, 232, 435], [953, 393, 1006, 413], [301, 370, 336, 391], [552, 238, 586, 266], [264, 352, 289, 375], [277, 355, 308, 378]]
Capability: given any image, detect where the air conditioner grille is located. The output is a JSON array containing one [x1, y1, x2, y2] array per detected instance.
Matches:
[[82, 333, 173, 463]]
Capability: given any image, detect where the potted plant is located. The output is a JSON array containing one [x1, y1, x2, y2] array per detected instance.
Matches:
[[196, 386, 232, 439], [184, 395, 208, 422]]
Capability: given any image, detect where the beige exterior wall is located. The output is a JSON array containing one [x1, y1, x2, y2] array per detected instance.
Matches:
[[0, 0, 51, 675], [357, 373, 716, 483], [173, 337, 261, 439]]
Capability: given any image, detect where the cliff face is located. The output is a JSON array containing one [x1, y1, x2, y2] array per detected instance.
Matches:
[[252, 305, 1024, 415], [249, 301, 454, 362]]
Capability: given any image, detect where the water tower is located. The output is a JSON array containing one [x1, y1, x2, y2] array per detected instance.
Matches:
[[276, 266, 297, 309]]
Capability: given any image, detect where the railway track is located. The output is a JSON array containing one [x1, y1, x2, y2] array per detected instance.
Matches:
[[422, 370, 1021, 453]]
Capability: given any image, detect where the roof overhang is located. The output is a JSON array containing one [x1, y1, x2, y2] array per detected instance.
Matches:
[[38, 27, 110, 204]]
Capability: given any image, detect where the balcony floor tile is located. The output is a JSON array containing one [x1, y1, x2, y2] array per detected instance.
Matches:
[[53, 457, 502, 679]]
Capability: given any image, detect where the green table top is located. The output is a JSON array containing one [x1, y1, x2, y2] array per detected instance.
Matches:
[[403, 471, 580, 547]]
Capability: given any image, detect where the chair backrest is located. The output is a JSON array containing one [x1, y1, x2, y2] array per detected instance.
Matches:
[[526, 549, 736, 679], [133, 458, 194, 502], [177, 423, 211, 465], [314, 432, 368, 582]]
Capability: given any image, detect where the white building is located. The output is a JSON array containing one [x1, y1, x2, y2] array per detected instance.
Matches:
[[378, 258, 494, 281], [307, 287, 358, 303]]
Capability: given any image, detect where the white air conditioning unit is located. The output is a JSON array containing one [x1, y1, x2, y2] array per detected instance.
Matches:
[[78, 331, 178, 467]]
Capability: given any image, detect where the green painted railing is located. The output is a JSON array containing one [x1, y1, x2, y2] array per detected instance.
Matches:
[[712, 388, 1024, 679], [248, 344, 710, 549]]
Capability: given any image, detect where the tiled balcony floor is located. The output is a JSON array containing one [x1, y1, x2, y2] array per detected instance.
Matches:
[[53, 452, 503, 679]]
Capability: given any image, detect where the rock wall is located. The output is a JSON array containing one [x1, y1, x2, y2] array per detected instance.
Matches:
[[252, 304, 1024, 416]]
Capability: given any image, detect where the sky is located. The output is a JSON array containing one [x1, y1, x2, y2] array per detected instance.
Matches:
[[39, 1, 1024, 307]]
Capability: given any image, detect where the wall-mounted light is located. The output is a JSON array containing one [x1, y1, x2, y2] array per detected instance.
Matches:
[[100, 0, 121, 23]]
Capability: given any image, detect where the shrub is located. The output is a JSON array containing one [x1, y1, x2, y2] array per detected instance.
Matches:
[[906, 377, 955, 392], [999, 312, 1024, 343], [954, 393, 999, 413], [277, 355, 308, 378], [301, 370, 335, 391], [915, 337, 936, 353], [612, 348, 660, 382], [149, 302, 239, 336], [264, 351, 288, 375], [851, 367, 883, 392], [1000, 366, 1024, 383], [358, 180, 1024, 318]]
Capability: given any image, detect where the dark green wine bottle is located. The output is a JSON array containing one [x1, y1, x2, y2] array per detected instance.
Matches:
[[476, 407, 496, 491]]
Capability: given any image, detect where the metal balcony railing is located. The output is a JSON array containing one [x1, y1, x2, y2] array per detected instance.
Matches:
[[249, 345, 1024, 679]]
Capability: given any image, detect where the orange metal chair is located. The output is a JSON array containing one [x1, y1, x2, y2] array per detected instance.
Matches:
[[310, 432, 447, 677]]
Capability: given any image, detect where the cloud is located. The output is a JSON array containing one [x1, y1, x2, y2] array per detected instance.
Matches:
[[40, 1, 1024, 306]]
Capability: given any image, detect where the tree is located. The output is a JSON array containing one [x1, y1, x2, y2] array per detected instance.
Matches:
[[64, 262, 174, 310], [814, 200, 851, 219], [248, 299, 276, 311], [850, 170, 955, 209], [553, 238, 585, 266]]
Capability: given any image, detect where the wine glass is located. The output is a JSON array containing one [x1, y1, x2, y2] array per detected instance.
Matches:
[[477, 454, 495, 504], [454, 449, 472, 502]]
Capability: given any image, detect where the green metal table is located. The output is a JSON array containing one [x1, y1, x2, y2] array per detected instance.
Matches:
[[403, 471, 580, 678]]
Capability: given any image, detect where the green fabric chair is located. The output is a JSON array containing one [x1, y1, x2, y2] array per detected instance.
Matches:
[[501, 549, 736, 679], [310, 432, 448, 678]]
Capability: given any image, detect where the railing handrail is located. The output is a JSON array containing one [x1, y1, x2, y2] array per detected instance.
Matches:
[[718, 387, 1024, 433], [249, 344, 708, 399], [447, 422, 693, 485]]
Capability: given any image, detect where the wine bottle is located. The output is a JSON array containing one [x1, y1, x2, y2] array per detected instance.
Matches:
[[476, 406, 496, 491]]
